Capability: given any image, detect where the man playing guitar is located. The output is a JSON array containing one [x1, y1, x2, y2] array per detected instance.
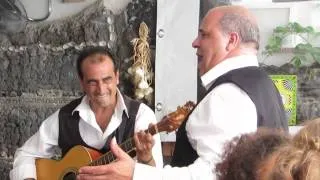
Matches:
[[10, 47, 163, 180]]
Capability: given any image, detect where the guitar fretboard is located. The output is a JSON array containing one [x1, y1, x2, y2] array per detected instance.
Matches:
[[89, 125, 157, 166]]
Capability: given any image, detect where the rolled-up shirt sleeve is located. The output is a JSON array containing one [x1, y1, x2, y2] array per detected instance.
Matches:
[[133, 83, 257, 180], [10, 110, 60, 180], [134, 103, 163, 168]]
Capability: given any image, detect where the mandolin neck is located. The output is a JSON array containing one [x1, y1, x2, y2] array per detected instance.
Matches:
[[89, 124, 159, 166]]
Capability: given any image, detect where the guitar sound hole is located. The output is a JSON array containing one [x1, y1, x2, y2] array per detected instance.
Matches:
[[63, 172, 77, 180]]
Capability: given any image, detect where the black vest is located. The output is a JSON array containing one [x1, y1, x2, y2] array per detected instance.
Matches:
[[171, 66, 287, 167], [58, 95, 140, 157]]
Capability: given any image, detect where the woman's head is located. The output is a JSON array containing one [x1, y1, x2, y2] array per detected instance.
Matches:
[[257, 118, 320, 180], [293, 118, 320, 151], [216, 128, 290, 180], [257, 145, 320, 180]]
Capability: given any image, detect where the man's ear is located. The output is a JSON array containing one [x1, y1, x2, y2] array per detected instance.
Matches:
[[79, 78, 85, 91], [116, 70, 120, 85], [226, 32, 240, 51]]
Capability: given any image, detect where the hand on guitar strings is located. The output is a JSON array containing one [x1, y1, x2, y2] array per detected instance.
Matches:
[[77, 138, 134, 180], [134, 123, 155, 166]]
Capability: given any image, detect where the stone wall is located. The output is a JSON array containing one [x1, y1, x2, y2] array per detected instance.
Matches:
[[263, 63, 320, 123], [1, 0, 319, 179], [0, 0, 156, 179]]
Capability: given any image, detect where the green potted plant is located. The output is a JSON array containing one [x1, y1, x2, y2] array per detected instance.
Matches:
[[263, 22, 320, 126], [263, 22, 320, 67]]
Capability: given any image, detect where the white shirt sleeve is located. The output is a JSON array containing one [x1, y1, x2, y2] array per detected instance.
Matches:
[[134, 103, 163, 168], [9, 99, 163, 179], [10, 110, 60, 180], [133, 83, 257, 180]]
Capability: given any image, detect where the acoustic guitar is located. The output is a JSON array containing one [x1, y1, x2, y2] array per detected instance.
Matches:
[[35, 101, 195, 180]]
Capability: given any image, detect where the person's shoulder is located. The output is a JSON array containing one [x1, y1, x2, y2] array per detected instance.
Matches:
[[122, 94, 140, 105], [204, 82, 251, 103], [212, 82, 245, 95], [134, 102, 156, 123], [138, 103, 154, 113]]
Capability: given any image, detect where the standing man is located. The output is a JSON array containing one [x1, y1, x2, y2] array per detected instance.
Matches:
[[10, 47, 163, 180], [77, 5, 287, 180]]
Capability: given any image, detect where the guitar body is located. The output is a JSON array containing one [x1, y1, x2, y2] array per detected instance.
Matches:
[[36, 145, 102, 180], [35, 101, 195, 180]]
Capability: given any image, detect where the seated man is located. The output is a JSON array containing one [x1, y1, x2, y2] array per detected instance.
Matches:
[[10, 47, 163, 180]]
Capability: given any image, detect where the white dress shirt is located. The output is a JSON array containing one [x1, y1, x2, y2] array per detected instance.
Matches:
[[10, 89, 163, 180], [133, 55, 258, 180]]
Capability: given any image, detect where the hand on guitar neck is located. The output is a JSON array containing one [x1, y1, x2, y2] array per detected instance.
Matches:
[[35, 101, 195, 180], [134, 128, 155, 166], [77, 101, 195, 180], [143, 100, 196, 135], [134, 101, 196, 166]]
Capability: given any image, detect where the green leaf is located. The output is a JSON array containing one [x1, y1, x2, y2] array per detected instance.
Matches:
[[292, 22, 305, 33], [292, 57, 302, 67], [264, 21, 320, 65], [274, 26, 289, 33], [305, 26, 315, 33], [295, 43, 312, 52], [315, 32, 320, 37], [314, 55, 320, 64]]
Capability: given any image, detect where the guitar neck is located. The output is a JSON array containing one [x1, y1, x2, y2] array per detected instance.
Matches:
[[89, 124, 159, 166], [88, 100, 195, 166]]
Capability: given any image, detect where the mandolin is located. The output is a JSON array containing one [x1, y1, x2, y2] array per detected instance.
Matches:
[[35, 101, 195, 180]]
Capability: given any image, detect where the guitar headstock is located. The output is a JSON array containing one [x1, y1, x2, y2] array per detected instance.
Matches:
[[156, 101, 195, 133]]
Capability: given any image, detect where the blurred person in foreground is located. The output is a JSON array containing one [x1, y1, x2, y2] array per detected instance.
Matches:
[[216, 128, 290, 180], [258, 118, 320, 180]]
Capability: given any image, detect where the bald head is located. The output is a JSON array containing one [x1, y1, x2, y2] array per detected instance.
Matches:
[[211, 5, 257, 22], [192, 5, 260, 75], [207, 5, 260, 50]]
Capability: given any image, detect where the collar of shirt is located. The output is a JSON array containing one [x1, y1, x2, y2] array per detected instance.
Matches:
[[201, 55, 259, 90], [72, 88, 129, 135]]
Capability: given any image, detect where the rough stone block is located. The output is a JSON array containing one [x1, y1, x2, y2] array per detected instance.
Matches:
[[0, 0, 156, 178]]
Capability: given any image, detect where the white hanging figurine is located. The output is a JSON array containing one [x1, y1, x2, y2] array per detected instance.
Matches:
[[128, 22, 154, 104]]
